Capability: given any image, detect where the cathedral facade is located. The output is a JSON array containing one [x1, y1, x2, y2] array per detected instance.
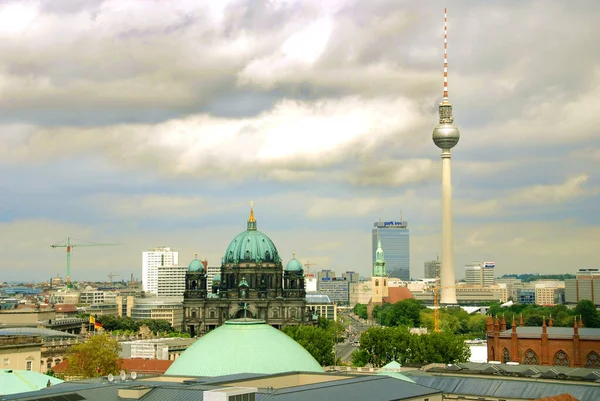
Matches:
[[183, 207, 308, 336]]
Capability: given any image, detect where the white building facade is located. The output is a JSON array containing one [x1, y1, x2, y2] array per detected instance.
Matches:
[[465, 262, 495, 286], [142, 247, 179, 295], [157, 265, 187, 297]]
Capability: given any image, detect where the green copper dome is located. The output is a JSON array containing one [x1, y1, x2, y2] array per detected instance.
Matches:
[[223, 207, 280, 264], [285, 253, 303, 272], [0, 370, 63, 395], [165, 319, 323, 377], [213, 273, 221, 282], [188, 257, 204, 272]]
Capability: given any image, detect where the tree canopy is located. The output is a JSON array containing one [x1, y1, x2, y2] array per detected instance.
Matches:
[[96, 315, 174, 333], [65, 334, 121, 378], [351, 326, 470, 367], [283, 323, 335, 366]]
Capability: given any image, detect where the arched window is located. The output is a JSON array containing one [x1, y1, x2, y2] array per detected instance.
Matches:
[[375, 279, 379, 287], [553, 350, 569, 366], [503, 348, 510, 363], [383, 279, 387, 286], [523, 349, 539, 365], [586, 351, 600, 368]]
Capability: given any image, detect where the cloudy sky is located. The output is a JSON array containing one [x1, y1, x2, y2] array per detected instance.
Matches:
[[1, 0, 598, 283]]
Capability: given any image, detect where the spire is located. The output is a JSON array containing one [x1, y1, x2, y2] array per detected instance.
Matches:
[[549, 314, 554, 327], [374, 234, 387, 277], [511, 315, 517, 333], [519, 313, 524, 326], [579, 315, 584, 328], [438, 8, 454, 125], [247, 201, 257, 231]]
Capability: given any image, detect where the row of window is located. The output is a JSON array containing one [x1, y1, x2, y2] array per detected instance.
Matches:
[[499, 348, 600, 368]]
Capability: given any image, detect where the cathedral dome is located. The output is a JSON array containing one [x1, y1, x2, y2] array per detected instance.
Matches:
[[223, 206, 280, 264], [188, 257, 204, 273], [285, 253, 303, 272], [165, 319, 323, 377]]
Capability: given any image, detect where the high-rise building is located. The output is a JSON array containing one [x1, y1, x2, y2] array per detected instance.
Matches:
[[372, 220, 410, 280], [142, 247, 178, 295], [565, 269, 600, 306], [424, 259, 441, 279], [465, 262, 495, 286], [157, 265, 187, 297], [433, 8, 460, 304], [342, 271, 360, 283]]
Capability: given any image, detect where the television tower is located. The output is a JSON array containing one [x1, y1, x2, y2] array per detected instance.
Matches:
[[433, 8, 460, 305]]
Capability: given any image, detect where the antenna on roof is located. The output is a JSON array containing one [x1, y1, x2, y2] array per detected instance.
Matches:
[[119, 370, 126, 381], [130, 371, 137, 380], [107, 374, 114, 382]]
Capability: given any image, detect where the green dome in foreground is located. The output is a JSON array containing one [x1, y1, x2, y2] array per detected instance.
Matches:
[[165, 319, 323, 377], [0, 370, 63, 395]]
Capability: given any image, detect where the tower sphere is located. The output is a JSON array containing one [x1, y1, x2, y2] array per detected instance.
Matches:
[[433, 123, 460, 150]]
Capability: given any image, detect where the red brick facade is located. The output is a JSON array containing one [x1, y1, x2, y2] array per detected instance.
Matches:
[[486, 315, 600, 368]]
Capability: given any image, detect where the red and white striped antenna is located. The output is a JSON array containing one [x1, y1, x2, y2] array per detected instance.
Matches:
[[443, 8, 449, 100]]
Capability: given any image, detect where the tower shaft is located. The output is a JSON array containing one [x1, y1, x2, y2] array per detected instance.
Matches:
[[440, 151, 457, 304]]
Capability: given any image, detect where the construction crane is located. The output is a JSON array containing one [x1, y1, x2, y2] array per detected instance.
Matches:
[[50, 237, 119, 288], [432, 276, 459, 333], [304, 261, 317, 275], [108, 273, 120, 284]]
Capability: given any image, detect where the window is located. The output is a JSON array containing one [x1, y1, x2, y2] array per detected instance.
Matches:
[[586, 351, 600, 368], [3, 358, 9, 365], [553, 350, 569, 367], [523, 349, 538, 365], [26, 361, 32, 371], [503, 348, 510, 363]]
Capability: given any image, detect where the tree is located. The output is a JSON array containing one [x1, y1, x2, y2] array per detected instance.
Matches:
[[283, 325, 335, 366], [353, 304, 368, 320], [65, 334, 121, 378], [575, 300, 600, 328]]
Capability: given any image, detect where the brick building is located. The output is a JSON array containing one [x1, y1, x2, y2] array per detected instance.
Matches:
[[486, 315, 600, 368]]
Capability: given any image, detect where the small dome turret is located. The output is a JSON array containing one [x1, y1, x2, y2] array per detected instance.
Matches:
[[285, 252, 303, 272], [213, 273, 221, 283], [188, 254, 204, 273]]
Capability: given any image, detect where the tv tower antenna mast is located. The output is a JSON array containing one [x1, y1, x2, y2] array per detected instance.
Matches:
[[432, 8, 460, 305]]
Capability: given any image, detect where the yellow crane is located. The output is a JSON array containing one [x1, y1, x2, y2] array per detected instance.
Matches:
[[50, 237, 119, 288], [108, 273, 120, 283], [304, 261, 317, 275]]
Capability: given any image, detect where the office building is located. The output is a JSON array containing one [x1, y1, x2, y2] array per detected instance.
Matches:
[[206, 265, 219, 293], [342, 271, 360, 283], [306, 293, 337, 321], [317, 279, 350, 305], [317, 270, 335, 282], [565, 268, 600, 306], [142, 247, 178, 295], [157, 265, 187, 297], [465, 262, 495, 286], [424, 259, 441, 279], [534, 281, 565, 306], [372, 220, 410, 280]]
